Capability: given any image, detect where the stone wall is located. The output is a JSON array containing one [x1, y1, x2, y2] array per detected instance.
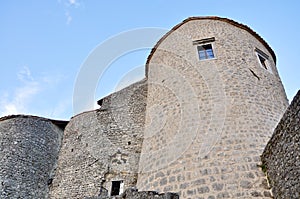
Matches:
[[0, 115, 65, 199], [49, 79, 147, 198], [119, 188, 179, 199], [0, 17, 295, 199], [85, 188, 179, 199], [138, 17, 288, 198], [261, 90, 300, 199]]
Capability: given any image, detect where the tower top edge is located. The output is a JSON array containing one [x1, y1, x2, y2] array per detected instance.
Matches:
[[145, 16, 276, 76]]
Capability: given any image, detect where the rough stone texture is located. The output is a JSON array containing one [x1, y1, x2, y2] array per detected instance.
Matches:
[[49, 79, 147, 198], [120, 188, 179, 199], [84, 188, 179, 199], [262, 90, 300, 199], [137, 18, 288, 198], [0, 17, 294, 199], [0, 115, 64, 199]]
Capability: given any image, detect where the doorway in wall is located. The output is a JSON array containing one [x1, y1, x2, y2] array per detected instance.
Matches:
[[111, 180, 124, 196]]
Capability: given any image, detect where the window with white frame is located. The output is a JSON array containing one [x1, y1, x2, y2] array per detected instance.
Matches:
[[198, 44, 215, 60], [193, 37, 215, 61], [255, 48, 272, 73]]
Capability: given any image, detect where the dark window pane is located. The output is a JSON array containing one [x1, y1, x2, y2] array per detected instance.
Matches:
[[111, 181, 121, 196], [258, 54, 267, 69], [202, 44, 211, 50]]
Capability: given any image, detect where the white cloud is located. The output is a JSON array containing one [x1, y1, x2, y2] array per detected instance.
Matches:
[[58, 0, 80, 25], [0, 66, 40, 116], [17, 65, 33, 82], [0, 66, 69, 119], [68, 0, 80, 7], [65, 11, 72, 25]]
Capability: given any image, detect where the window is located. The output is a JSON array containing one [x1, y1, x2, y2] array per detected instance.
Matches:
[[198, 44, 215, 60], [255, 48, 272, 73], [193, 37, 215, 61], [257, 53, 268, 70], [111, 180, 124, 196]]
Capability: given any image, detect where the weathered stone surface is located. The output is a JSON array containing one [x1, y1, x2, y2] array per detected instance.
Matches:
[[0, 17, 295, 199], [262, 90, 300, 199], [84, 188, 179, 199], [137, 17, 288, 198], [49, 79, 147, 198], [121, 188, 179, 199], [0, 115, 65, 199]]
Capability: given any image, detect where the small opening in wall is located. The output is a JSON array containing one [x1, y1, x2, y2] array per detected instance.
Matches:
[[111, 180, 124, 196], [255, 48, 272, 73], [258, 54, 268, 70], [128, 141, 131, 145], [47, 178, 53, 186], [197, 44, 215, 60]]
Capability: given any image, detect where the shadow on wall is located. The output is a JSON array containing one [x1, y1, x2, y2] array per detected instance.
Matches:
[[261, 90, 300, 199]]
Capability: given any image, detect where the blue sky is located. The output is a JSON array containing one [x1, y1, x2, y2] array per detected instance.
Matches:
[[0, 1, 299, 120]]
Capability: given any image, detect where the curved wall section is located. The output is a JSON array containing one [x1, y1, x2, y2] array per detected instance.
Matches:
[[49, 79, 147, 198], [137, 18, 288, 198], [0, 115, 64, 198]]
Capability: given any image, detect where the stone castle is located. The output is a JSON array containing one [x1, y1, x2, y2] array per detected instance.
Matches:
[[0, 16, 299, 199]]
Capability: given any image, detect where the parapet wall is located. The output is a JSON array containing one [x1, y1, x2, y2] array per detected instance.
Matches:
[[0, 115, 65, 199], [262, 90, 300, 199]]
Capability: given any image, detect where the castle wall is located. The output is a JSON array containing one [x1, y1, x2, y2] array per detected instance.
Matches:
[[261, 90, 300, 199], [0, 17, 294, 199], [120, 188, 179, 199], [0, 115, 64, 198], [49, 79, 147, 198], [137, 18, 288, 198], [85, 188, 179, 199]]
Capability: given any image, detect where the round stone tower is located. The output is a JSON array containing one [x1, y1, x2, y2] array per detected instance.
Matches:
[[137, 17, 288, 198], [0, 115, 65, 198]]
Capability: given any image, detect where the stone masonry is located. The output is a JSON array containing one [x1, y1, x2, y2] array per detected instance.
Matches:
[[137, 17, 288, 198], [0, 115, 66, 198], [262, 90, 300, 199], [49, 79, 147, 198], [85, 188, 179, 199], [0, 17, 298, 199]]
